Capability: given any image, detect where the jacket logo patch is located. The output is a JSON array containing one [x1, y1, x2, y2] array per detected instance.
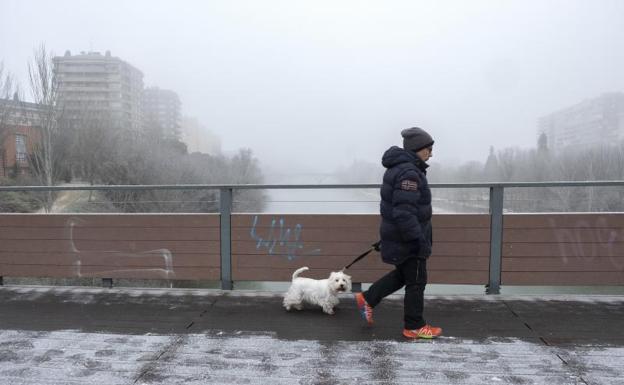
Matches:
[[400, 180, 419, 191]]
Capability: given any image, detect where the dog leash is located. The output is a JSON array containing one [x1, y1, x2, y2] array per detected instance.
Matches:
[[343, 241, 381, 270]]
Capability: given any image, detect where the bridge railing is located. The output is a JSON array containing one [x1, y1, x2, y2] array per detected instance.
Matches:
[[0, 181, 623, 294]]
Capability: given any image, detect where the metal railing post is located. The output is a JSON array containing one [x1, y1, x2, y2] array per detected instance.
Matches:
[[220, 188, 233, 290], [487, 185, 504, 294]]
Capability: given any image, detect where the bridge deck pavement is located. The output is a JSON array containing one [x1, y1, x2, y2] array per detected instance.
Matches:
[[0, 286, 622, 385]]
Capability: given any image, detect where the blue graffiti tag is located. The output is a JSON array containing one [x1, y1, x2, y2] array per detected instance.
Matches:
[[250, 215, 321, 260]]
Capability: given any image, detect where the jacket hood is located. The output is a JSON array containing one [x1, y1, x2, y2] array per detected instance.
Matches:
[[382, 146, 428, 170]]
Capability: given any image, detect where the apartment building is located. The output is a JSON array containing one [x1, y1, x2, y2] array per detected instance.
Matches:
[[0, 96, 45, 176], [53, 50, 144, 131], [142, 87, 181, 139], [180, 116, 221, 155], [538, 92, 624, 152]]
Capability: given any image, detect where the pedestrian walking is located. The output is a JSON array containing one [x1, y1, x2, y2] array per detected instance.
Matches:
[[355, 127, 442, 339]]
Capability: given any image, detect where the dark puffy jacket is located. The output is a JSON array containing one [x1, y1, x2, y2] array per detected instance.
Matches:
[[379, 146, 433, 265]]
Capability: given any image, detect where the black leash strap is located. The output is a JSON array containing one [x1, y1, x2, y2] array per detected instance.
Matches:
[[343, 241, 381, 270]]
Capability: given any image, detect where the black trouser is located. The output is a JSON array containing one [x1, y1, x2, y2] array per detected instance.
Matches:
[[363, 257, 427, 330]]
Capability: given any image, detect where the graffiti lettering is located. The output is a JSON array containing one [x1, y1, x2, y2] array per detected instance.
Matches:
[[67, 218, 175, 279], [550, 217, 624, 271], [250, 215, 321, 260]]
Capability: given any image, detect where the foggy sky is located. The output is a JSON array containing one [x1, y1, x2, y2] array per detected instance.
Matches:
[[2, 0, 624, 175]]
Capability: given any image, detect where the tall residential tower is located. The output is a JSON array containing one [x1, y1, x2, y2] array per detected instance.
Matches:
[[53, 50, 144, 131], [142, 87, 181, 139]]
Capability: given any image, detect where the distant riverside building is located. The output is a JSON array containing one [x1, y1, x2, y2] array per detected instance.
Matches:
[[53, 50, 144, 131], [142, 87, 181, 139], [538, 92, 624, 152], [180, 117, 221, 155], [0, 96, 45, 176]]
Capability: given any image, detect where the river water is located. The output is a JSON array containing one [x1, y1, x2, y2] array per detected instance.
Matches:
[[262, 174, 453, 214]]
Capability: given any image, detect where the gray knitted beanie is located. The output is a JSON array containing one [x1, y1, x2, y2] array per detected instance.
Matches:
[[401, 127, 434, 152]]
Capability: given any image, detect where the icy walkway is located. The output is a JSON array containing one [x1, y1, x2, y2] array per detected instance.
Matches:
[[1, 286, 623, 384]]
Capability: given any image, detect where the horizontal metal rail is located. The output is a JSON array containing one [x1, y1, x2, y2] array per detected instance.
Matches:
[[0, 180, 623, 192], [1, 180, 622, 293]]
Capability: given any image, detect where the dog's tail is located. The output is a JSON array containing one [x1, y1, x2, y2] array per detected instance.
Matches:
[[292, 266, 309, 280]]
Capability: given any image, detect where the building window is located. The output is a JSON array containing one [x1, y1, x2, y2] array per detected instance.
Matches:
[[15, 134, 28, 165]]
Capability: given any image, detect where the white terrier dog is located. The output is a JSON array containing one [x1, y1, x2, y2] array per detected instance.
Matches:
[[283, 267, 352, 315]]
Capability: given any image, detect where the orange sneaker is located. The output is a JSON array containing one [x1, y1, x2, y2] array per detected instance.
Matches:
[[403, 324, 442, 339], [354, 292, 374, 325]]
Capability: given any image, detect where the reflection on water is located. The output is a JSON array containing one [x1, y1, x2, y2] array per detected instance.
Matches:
[[261, 174, 469, 214], [264, 187, 379, 214], [263, 187, 454, 214]]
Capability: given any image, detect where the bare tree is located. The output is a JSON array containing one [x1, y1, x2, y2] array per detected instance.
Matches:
[[101, 129, 213, 213], [0, 61, 18, 103], [0, 63, 13, 96], [27, 44, 66, 211], [228, 148, 266, 212], [0, 62, 13, 115], [68, 110, 119, 186]]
